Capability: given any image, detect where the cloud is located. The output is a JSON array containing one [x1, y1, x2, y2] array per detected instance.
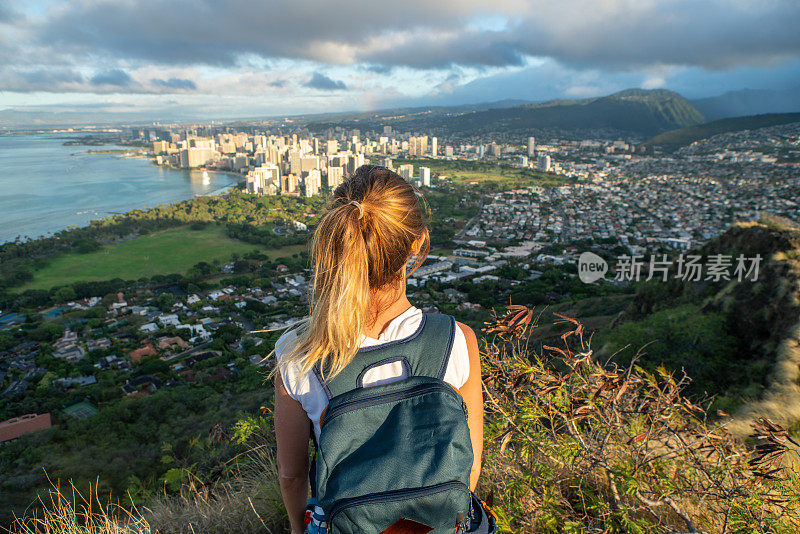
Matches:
[[0, 0, 797, 111], [90, 69, 132, 86], [0, 68, 86, 92], [362, 65, 393, 74], [150, 77, 197, 90], [304, 72, 347, 91], [0, 0, 18, 23], [28, 0, 799, 73]]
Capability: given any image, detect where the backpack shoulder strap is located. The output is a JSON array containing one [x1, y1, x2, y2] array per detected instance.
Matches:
[[316, 312, 457, 400]]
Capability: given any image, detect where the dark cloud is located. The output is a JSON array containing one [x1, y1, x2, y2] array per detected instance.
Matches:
[[0, 68, 85, 92], [363, 34, 526, 70], [150, 77, 197, 90], [21, 68, 85, 85], [304, 72, 346, 91], [0, 0, 18, 22], [90, 69, 132, 86], [268, 80, 288, 88], [29, 0, 798, 72], [362, 65, 393, 74], [36, 0, 494, 67]]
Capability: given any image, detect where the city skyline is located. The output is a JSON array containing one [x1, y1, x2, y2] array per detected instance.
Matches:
[[0, 0, 799, 123]]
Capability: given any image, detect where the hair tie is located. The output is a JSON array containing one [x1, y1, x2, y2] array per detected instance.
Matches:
[[349, 200, 364, 220]]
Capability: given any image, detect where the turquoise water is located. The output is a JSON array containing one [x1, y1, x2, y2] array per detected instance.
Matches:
[[0, 133, 240, 244]]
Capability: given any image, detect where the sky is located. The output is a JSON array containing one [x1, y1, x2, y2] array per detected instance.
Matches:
[[1, 0, 799, 122]]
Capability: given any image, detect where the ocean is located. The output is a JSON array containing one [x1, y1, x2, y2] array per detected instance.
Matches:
[[0, 133, 240, 244]]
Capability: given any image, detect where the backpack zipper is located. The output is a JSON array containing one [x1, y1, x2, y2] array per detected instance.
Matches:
[[321, 382, 464, 428], [327, 480, 470, 526]]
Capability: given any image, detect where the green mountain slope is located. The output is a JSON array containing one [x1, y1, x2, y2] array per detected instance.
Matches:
[[383, 88, 705, 137], [302, 89, 706, 138], [598, 220, 800, 412], [643, 112, 800, 152]]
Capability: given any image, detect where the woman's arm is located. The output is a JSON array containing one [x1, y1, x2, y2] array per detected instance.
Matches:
[[274, 369, 312, 534], [457, 322, 484, 491]]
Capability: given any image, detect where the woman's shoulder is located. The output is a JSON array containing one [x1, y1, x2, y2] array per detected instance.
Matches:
[[275, 327, 300, 361]]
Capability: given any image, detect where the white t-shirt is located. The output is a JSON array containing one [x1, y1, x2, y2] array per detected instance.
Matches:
[[276, 306, 470, 441]]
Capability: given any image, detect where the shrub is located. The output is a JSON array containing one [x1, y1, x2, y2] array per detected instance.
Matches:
[[479, 304, 800, 533]]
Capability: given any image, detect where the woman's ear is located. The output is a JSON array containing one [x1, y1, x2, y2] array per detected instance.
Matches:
[[411, 231, 428, 255]]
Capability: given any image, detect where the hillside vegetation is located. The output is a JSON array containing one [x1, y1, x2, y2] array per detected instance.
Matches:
[[305, 89, 706, 138], [642, 112, 800, 152], [598, 221, 800, 417], [394, 89, 705, 137], [11, 307, 800, 534]]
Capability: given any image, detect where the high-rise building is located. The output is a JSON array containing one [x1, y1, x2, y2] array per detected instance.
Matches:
[[326, 166, 344, 190], [233, 153, 249, 171], [490, 142, 502, 158], [218, 134, 236, 154], [303, 169, 321, 197], [538, 154, 551, 172], [246, 164, 281, 194], [301, 155, 319, 173], [382, 157, 393, 170], [398, 164, 414, 181], [430, 137, 437, 157], [153, 140, 169, 155], [281, 173, 299, 194], [445, 145, 454, 158], [408, 136, 428, 157], [419, 136, 428, 156], [179, 147, 216, 168], [477, 145, 486, 159], [527, 137, 536, 158], [419, 167, 431, 187], [326, 140, 338, 155]]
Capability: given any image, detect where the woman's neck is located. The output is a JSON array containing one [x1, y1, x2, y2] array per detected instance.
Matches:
[[364, 284, 412, 339]]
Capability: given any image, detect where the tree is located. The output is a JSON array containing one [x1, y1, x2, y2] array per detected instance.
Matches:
[[54, 286, 77, 303]]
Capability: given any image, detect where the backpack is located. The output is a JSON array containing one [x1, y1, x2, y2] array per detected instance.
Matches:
[[311, 312, 474, 534]]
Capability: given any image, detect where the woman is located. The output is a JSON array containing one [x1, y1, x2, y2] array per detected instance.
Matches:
[[274, 165, 484, 534]]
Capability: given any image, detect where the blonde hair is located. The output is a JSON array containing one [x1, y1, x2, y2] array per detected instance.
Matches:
[[282, 165, 429, 379]]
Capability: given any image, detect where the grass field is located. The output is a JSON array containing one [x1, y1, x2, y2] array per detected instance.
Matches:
[[20, 225, 308, 290], [394, 157, 570, 189]]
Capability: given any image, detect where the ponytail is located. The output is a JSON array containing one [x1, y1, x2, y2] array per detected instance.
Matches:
[[280, 165, 428, 379]]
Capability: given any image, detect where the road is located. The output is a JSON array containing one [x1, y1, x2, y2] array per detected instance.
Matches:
[[454, 195, 485, 242]]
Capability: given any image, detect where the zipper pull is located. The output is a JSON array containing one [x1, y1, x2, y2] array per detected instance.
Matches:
[[456, 512, 465, 532]]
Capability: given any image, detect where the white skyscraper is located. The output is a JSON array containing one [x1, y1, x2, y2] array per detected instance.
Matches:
[[538, 154, 551, 172], [430, 137, 438, 157], [326, 166, 344, 190], [419, 167, 431, 187], [527, 137, 536, 158], [304, 169, 321, 197], [246, 164, 281, 194], [398, 164, 414, 181]]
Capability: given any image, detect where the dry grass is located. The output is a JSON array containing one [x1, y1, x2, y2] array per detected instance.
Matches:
[[9, 443, 288, 534], [479, 305, 800, 534], [9, 479, 151, 534], [729, 322, 800, 439], [142, 443, 287, 534]]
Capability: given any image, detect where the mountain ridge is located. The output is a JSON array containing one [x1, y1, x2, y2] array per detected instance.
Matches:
[[642, 111, 800, 152], [303, 88, 707, 138]]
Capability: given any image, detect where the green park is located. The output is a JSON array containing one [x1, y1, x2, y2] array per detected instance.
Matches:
[[18, 224, 307, 291]]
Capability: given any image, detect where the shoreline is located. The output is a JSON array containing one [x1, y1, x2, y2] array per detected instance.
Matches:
[[0, 145, 243, 246]]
